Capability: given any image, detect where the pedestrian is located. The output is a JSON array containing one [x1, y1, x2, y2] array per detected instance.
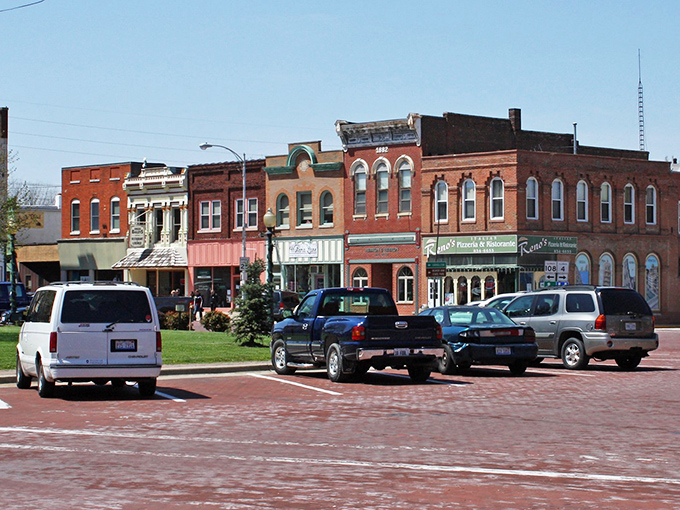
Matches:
[[194, 290, 204, 321], [210, 289, 218, 312]]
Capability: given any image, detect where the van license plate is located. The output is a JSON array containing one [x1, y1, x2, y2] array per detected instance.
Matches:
[[394, 348, 410, 356], [112, 339, 137, 352], [496, 347, 512, 355], [625, 322, 638, 331]]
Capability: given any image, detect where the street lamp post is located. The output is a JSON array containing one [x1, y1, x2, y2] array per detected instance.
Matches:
[[200, 142, 247, 287], [263, 208, 276, 324]]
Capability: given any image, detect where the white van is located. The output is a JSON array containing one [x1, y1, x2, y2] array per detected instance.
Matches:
[[16, 281, 162, 398]]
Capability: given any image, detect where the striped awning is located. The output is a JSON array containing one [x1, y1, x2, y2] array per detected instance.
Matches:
[[112, 247, 187, 269]]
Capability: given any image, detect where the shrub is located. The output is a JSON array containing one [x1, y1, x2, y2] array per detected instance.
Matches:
[[201, 311, 231, 332], [160, 311, 192, 330]]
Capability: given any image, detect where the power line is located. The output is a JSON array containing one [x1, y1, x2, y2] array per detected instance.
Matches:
[[0, 0, 45, 13]]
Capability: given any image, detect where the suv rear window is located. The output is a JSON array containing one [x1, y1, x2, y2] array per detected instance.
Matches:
[[61, 290, 153, 324], [599, 289, 652, 316], [566, 294, 596, 313]]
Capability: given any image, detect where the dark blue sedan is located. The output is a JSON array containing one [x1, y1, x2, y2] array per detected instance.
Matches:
[[418, 306, 538, 376]]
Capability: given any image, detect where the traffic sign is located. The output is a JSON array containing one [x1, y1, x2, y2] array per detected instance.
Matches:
[[239, 257, 250, 271], [426, 261, 447, 269]]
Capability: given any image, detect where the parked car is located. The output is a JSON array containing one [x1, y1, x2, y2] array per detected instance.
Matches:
[[476, 291, 530, 310], [16, 281, 162, 398], [0, 306, 27, 325], [272, 290, 300, 321], [419, 305, 537, 376], [153, 295, 193, 314], [502, 286, 658, 370], [0, 281, 32, 313]]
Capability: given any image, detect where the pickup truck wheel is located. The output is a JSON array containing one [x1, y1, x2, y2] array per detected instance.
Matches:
[[37, 358, 55, 398], [407, 365, 431, 383], [438, 345, 455, 375], [561, 338, 589, 370], [509, 361, 528, 376], [326, 343, 348, 383], [615, 354, 642, 371], [16, 354, 31, 389], [271, 340, 296, 375]]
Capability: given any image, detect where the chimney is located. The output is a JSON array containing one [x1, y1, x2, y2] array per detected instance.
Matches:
[[509, 108, 521, 131]]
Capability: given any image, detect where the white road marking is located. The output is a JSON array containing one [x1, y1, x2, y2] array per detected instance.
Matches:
[[0, 440, 678, 487], [154, 390, 186, 402], [529, 368, 597, 377], [0, 399, 10, 410], [249, 373, 343, 396]]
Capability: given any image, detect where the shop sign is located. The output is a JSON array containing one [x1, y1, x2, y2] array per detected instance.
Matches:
[[289, 240, 318, 258], [518, 236, 578, 255], [424, 235, 517, 256], [129, 225, 145, 248]]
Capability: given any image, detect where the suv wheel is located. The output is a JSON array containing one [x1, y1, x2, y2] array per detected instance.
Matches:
[[615, 354, 642, 371], [561, 338, 589, 370]]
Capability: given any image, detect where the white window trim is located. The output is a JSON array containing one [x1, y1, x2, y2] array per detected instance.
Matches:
[[110, 197, 121, 234], [435, 181, 448, 224], [600, 182, 612, 224], [552, 179, 564, 221], [624, 184, 636, 224], [462, 179, 476, 222], [526, 177, 539, 220], [576, 180, 588, 222], [645, 186, 657, 225], [490, 178, 504, 221], [199, 200, 222, 232]]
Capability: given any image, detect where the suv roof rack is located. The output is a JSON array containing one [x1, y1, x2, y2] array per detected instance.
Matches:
[[534, 285, 596, 292], [49, 281, 141, 287]]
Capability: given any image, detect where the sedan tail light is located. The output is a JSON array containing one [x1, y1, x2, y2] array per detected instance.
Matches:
[[524, 327, 536, 342]]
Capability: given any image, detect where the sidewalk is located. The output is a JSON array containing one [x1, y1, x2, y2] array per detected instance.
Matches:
[[0, 360, 271, 385]]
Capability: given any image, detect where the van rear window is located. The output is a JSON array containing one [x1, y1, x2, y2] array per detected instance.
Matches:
[[61, 290, 153, 324], [599, 289, 652, 316]]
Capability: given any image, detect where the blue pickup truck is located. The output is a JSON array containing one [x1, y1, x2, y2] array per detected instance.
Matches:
[[270, 287, 444, 383]]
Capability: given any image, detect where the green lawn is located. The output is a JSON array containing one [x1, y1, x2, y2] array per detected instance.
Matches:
[[0, 326, 270, 371]]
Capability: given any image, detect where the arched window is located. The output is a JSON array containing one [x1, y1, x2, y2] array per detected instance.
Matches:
[[646, 186, 657, 225], [397, 267, 414, 303], [352, 162, 367, 216], [90, 199, 100, 233], [470, 276, 482, 302], [622, 253, 637, 290], [110, 197, 120, 232], [624, 184, 635, 224], [457, 276, 468, 305], [352, 267, 368, 288], [276, 194, 289, 227], [576, 180, 588, 221], [551, 179, 564, 221], [526, 177, 538, 220], [462, 179, 475, 221], [435, 181, 448, 222], [490, 178, 504, 220], [599, 253, 614, 286], [397, 159, 412, 213], [600, 182, 612, 223], [320, 191, 333, 226], [375, 161, 389, 215], [484, 276, 496, 299], [70, 200, 80, 233], [575, 252, 591, 284], [645, 254, 660, 311]]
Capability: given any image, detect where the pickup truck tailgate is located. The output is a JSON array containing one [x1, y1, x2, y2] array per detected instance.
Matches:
[[363, 315, 439, 346]]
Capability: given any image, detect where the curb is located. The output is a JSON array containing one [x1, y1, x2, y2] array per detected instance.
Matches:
[[0, 361, 272, 385]]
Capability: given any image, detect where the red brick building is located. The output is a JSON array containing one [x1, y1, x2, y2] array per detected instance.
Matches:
[[187, 158, 266, 306], [58, 162, 138, 281]]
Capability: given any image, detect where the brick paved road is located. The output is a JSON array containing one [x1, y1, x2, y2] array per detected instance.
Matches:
[[1, 331, 678, 509]]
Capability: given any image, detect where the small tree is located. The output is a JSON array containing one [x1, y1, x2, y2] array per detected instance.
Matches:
[[231, 259, 272, 345]]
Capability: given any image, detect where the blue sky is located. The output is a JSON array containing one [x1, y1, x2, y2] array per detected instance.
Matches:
[[2, 0, 679, 186]]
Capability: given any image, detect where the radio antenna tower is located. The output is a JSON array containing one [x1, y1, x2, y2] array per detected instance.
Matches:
[[638, 49, 646, 151]]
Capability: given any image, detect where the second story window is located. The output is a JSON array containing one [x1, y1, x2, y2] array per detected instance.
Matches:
[[576, 180, 588, 222], [354, 164, 367, 216], [90, 199, 100, 233], [276, 194, 289, 228], [552, 179, 564, 221], [398, 159, 412, 213], [320, 191, 333, 226], [135, 206, 146, 227], [200, 200, 221, 231], [110, 197, 120, 232], [490, 178, 504, 220], [462, 179, 475, 220], [154, 208, 163, 243], [600, 182, 612, 223], [435, 181, 448, 223], [375, 162, 389, 215], [172, 208, 181, 242], [624, 184, 635, 224], [646, 186, 657, 225], [526, 177, 538, 220], [297, 192, 312, 226], [70, 200, 80, 234]]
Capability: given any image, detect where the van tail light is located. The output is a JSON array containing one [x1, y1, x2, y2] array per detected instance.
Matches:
[[156, 332, 162, 352], [436, 323, 443, 341], [351, 324, 366, 341], [594, 314, 606, 331], [524, 327, 536, 342], [49, 331, 58, 353]]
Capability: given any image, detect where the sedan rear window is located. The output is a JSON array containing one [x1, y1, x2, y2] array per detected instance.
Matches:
[[599, 289, 652, 316], [61, 290, 153, 324]]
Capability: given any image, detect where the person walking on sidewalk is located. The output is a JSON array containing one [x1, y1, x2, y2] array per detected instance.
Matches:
[[193, 291, 204, 321], [210, 289, 218, 312]]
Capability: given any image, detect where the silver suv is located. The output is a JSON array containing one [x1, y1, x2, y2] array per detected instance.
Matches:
[[503, 286, 658, 370]]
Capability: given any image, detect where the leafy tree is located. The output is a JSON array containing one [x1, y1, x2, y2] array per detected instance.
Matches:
[[231, 259, 273, 345]]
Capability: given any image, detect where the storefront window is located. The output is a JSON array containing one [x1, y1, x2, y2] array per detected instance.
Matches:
[[484, 276, 495, 299], [622, 254, 637, 290], [470, 276, 482, 302], [575, 253, 591, 284], [457, 276, 468, 305], [397, 267, 414, 303], [599, 253, 614, 286]]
